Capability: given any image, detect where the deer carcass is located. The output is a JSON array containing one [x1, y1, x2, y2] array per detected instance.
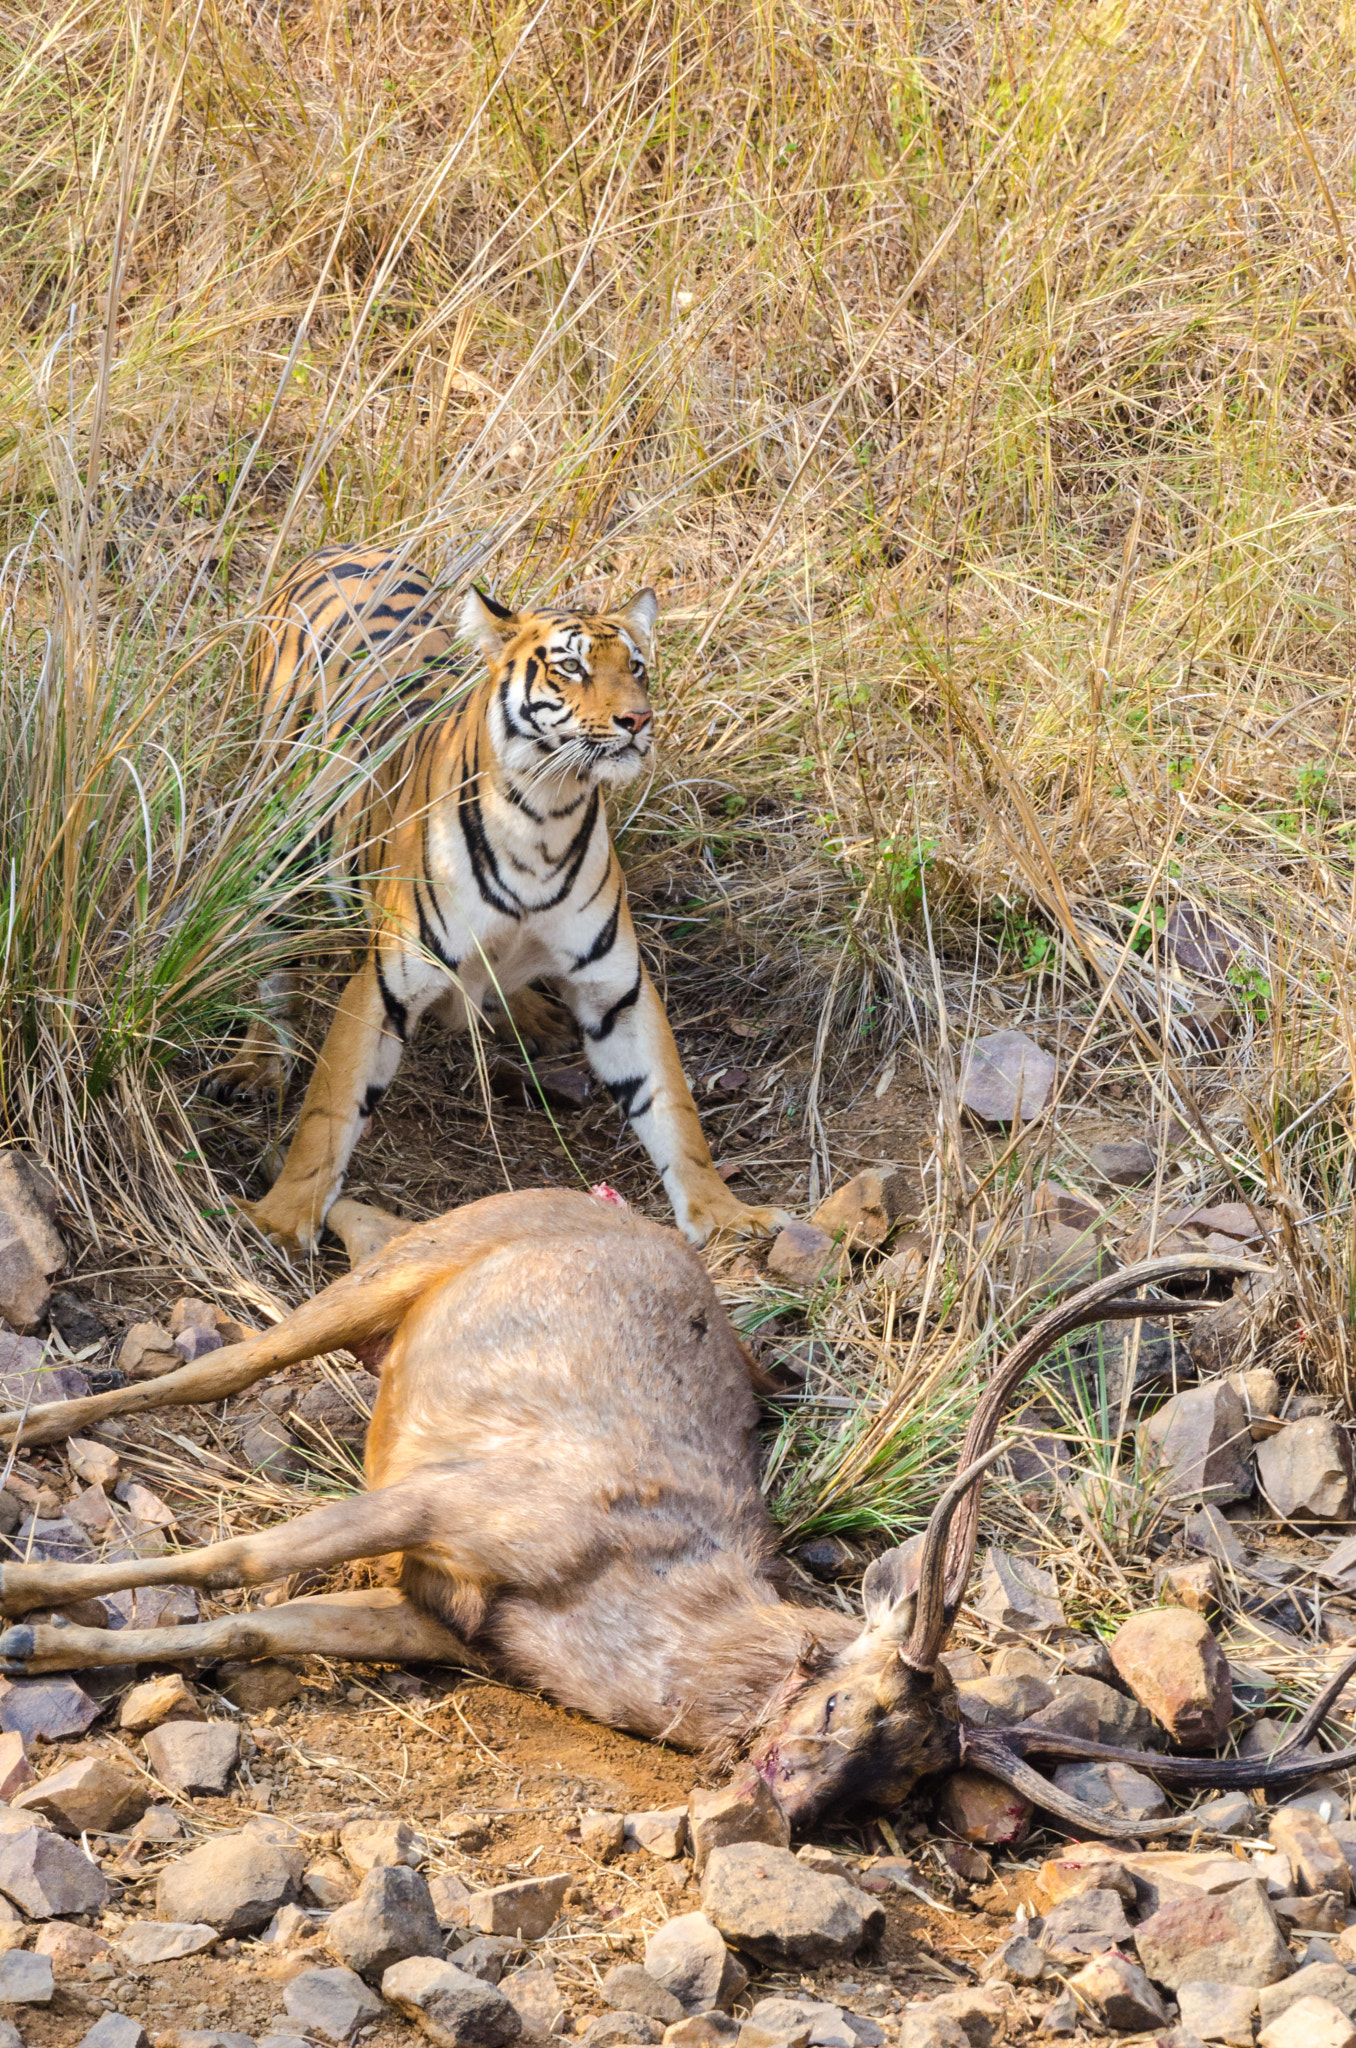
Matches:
[[0, 1190, 1344, 1832]]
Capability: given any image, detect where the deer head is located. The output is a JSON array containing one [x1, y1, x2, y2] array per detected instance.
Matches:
[[752, 1251, 1356, 1836]]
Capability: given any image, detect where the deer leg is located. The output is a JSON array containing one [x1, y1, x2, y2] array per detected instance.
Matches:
[[0, 1588, 474, 1677], [326, 1196, 409, 1268], [0, 1479, 441, 1618]]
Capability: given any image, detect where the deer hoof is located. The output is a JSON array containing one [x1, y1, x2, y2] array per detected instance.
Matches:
[[0, 1626, 34, 1674]]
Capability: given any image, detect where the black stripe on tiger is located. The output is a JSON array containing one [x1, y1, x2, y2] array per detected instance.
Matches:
[[571, 887, 622, 970], [587, 964, 643, 1042]]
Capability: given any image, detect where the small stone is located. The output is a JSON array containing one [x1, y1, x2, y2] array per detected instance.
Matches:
[[172, 2033, 254, 2048], [0, 1738, 31, 1804], [168, 1296, 219, 1337], [119, 1673, 204, 1732], [0, 1822, 107, 1916], [118, 1322, 180, 1381], [1271, 1809, 1353, 1899], [898, 2014, 968, 2048], [465, 1874, 570, 1940], [1187, 1504, 1249, 1566], [1141, 1382, 1255, 1504], [1259, 1997, 1356, 2048], [502, 1966, 563, 2039], [1176, 1981, 1259, 2046], [305, 1854, 357, 1908], [983, 1935, 1046, 1984], [143, 1720, 239, 1796], [1109, 1608, 1233, 1751], [326, 1863, 442, 1979], [1133, 1876, 1293, 1988], [283, 1962, 385, 2042], [1050, 1759, 1170, 1821], [1258, 1965, 1356, 2028], [766, 1223, 843, 1288], [602, 1964, 685, 2025], [13, 1755, 149, 1834], [960, 1031, 1056, 1124], [290, 1372, 380, 1448], [579, 1810, 625, 1863], [173, 1325, 222, 1363], [935, 1772, 1032, 1846], [0, 1152, 66, 1334], [1257, 1420, 1355, 1526], [1274, 1892, 1345, 1932], [923, 1991, 1012, 2048], [339, 1812, 425, 1873], [1088, 1140, 1157, 1186], [700, 1842, 883, 1966], [1025, 1671, 1154, 1748], [973, 1548, 1065, 1634], [215, 1661, 303, 1713], [625, 1809, 688, 1860], [645, 1913, 731, 2013], [262, 1902, 320, 1947], [590, 2021, 662, 2048], [67, 1438, 121, 1488], [1007, 1218, 1117, 1300], [456, 1936, 519, 1984], [1064, 1952, 1168, 2031], [747, 1996, 844, 2047], [1193, 1792, 1258, 1836], [954, 1674, 1053, 1727], [0, 1675, 100, 1743], [0, 1949, 53, 2002], [810, 1171, 900, 1249], [1155, 1558, 1223, 1614], [878, 1239, 927, 1295], [689, 1779, 789, 1876], [1188, 1297, 1256, 1374], [796, 1846, 857, 1880], [661, 2024, 737, 2048], [381, 1955, 522, 2046], [114, 1921, 218, 1963], [155, 1828, 296, 1934], [1036, 1849, 1135, 1909], [1037, 1889, 1133, 1961], [33, 1919, 110, 1970], [77, 2018, 149, 2048]]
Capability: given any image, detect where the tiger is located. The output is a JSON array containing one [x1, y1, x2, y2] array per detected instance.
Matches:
[[216, 543, 791, 1251]]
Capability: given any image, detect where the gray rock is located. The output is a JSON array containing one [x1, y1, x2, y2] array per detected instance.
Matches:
[[750, 2001, 883, 2048], [909, 1991, 1011, 2048], [1022, 1672, 1153, 1748], [143, 1719, 239, 1796], [1038, 1888, 1134, 1960], [645, 1913, 731, 2013], [1006, 1219, 1117, 1300], [1257, 1420, 1355, 1526], [579, 1811, 625, 1863], [1064, 1953, 1168, 2031], [283, 1963, 385, 2042], [0, 1152, 66, 1333], [455, 1937, 520, 1984], [326, 1863, 442, 1980], [1088, 1140, 1157, 1187], [1271, 1808, 1352, 1899], [700, 1841, 884, 1966], [625, 1809, 689, 1860], [973, 1548, 1064, 1634], [1165, 906, 1241, 983], [13, 1755, 149, 1834], [1141, 1382, 1254, 1504], [982, 1935, 1046, 1984], [585, 2021, 661, 2048], [382, 1956, 523, 2046], [0, 1949, 52, 2003], [339, 1813, 425, 1873], [0, 1675, 100, 1742], [501, 1966, 564, 2038], [466, 1875, 569, 1940], [156, 1829, 296, 1934], [688, 1779, 789, 1877], [13, 1514, 94, 1564], [291, 1373, 379, 1447], [960, 1031, 1055, 1124], [173, 2034, 255, 2048], [1052, 1759, 1170, 1821], [1189, 1795, 1258, 1839], [115, 1921, 219, 1964], [602, 1966, 684, 2026], [1134, 1877, 1293, 1989], [1110, 1608, 1233, 1753], [1258, 1964, 1356, 2027], [898, 2014, 968, 2048], [1187, 1505, 1249, 1567], [78, 2020, 149, 2048], [1259, 2000, 1356, 2048], [1177, 1981, 1259, 2046], [0, 1823, 107, 1916], [954, 1675, 1053, 1728]]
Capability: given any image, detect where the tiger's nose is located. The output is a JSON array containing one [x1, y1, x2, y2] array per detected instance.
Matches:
[[613, 709, 652, 736]]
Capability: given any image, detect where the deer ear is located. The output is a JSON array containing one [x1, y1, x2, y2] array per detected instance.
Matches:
[[460, 586, 518, 657], [619, 587, 658, 650], [861, 1536, 925, 1642]]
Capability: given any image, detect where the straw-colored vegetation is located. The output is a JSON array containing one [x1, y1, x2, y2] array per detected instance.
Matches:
[[5, 0, 1356, 1626]]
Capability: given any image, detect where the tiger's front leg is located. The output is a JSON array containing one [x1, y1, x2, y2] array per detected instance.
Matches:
[[562, 925, 790, 1246], [243, 949, 413, 1252]]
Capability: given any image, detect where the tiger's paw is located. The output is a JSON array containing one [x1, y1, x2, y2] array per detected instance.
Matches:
[[200, 1048, 286, 1109], [677, 1186, 793, 1246], [238, 1188, 325, 1254]]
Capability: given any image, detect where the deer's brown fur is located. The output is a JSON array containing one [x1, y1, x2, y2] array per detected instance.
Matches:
[[1, 1192, 1349, 1832]]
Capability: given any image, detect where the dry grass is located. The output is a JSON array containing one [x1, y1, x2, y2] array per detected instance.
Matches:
[[8, 0, 1356, 1658]]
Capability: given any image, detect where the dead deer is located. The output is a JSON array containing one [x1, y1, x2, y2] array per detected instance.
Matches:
[[0, 1189, 1347, 1832]]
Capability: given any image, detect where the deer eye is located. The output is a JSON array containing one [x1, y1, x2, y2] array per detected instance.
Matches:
[[822, 1693, 838, 1727]]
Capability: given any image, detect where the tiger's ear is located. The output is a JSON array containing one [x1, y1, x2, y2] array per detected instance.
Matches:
[[619, 588, 658, 653], [460, 586, 518, 658]]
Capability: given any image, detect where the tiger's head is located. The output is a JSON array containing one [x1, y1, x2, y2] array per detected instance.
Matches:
[[461, 585, 658, 788]]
